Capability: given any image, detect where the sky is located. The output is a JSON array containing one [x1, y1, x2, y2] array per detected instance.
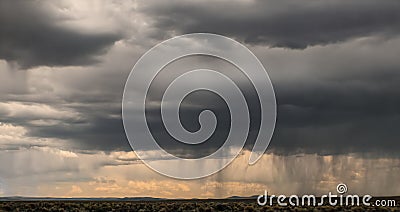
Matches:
[[0, 0, 399, 198]]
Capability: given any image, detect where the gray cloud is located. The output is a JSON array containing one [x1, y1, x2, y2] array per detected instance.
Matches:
[[257, 37, 400, 155], [0, 0, 399, 158], [125, 36, 400, 157], [0, 1, 122, 68], [142, 0, 400, 48]]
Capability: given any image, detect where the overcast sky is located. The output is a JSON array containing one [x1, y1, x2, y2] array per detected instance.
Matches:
[[0, 0, 399, 197]]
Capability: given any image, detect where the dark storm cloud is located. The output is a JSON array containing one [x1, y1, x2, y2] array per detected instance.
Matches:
[[142, 0, 400, 48], [26, 117, 126, 151], [269, 78, 400, 155], [260, 38, 400, 155], [128, 38, 400, 157], [20, 101, 131, 152], [142, 55, 262, 158], [7, 37, 400, 157], [1, 0, 399, 158], [0, 1, 121, 68]]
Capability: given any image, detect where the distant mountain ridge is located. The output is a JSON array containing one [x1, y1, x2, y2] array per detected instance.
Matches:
[[0, 195, 261, 202], [2, 196, 398, 203], [0, 196, 166, 202]]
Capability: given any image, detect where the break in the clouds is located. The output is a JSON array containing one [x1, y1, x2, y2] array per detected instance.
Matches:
[[0, 1, 122, 68], [1, 149, 399, 197]]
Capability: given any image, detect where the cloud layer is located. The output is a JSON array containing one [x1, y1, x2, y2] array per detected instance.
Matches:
[[142, 0, 400, 48], [0, 1, 122, 68], [0, 0, 399, 197]]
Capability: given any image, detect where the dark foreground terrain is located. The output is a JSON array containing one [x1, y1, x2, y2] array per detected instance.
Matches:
[[1, 198, 399, 212]]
